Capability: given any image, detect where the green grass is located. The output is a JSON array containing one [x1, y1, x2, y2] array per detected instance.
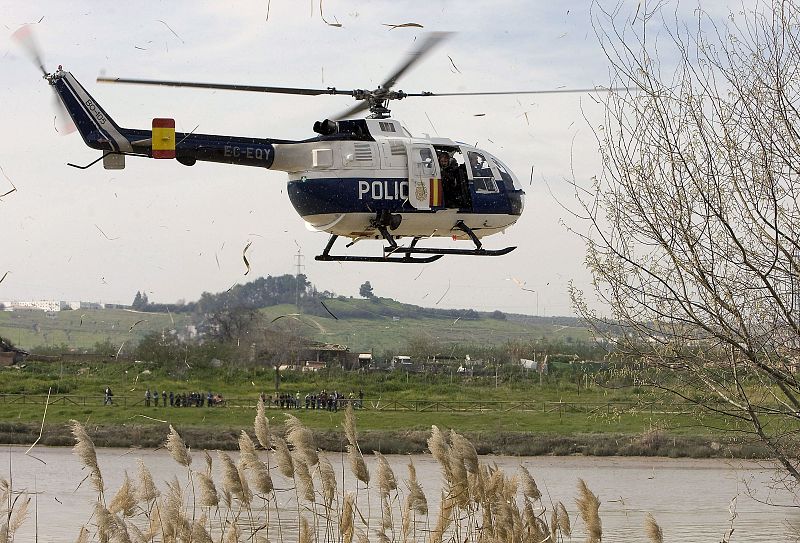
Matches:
[[0, 359, 728, 440]]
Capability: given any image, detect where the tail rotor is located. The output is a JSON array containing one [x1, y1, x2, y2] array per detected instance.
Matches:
[[12, 24, 76, 134]]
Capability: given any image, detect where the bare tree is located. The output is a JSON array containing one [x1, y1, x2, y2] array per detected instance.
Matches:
[[574, 1, 800, 488]]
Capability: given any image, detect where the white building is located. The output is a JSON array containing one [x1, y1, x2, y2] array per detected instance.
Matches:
[[0, 300, 104, 312]]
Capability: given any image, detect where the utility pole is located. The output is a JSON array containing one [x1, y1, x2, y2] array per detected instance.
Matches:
[[294, 249, 305, 311]]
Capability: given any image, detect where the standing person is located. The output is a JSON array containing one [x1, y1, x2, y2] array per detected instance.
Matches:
[[207, 391, 213, 407], [358, 389, 364, 409], [104, 386, 113, 406], [169, 391, 175, 407], [295, 391, 301, 409], [145, 388, 151, 407], [162, 391, 167, 407], [153, 390, 160, 407]]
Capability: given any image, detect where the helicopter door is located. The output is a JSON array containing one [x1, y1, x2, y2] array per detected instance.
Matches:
[[407, 144, 439, 210]]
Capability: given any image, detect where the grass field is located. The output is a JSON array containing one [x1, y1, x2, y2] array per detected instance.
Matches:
[[0, 358, 731, 437]]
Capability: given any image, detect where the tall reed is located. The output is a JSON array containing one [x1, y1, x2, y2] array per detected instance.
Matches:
[[62, 414, 669, 543]]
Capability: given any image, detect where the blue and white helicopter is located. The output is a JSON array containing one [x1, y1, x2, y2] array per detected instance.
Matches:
[[28, 31, 611, 263]]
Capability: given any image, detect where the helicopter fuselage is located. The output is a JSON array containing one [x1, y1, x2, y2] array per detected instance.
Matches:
[[274, 118, 525, 242], [48, 68, 524, 259]]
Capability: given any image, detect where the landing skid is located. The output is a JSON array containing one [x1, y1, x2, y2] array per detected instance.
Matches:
[[316, 235, 442, 263], [315, 221, 516, 263]]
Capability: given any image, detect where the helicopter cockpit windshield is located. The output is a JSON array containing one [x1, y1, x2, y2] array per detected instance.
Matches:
[[462, 148, 523, 192]]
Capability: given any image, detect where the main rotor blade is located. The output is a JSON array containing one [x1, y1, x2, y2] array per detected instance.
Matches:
[[380, 31, 451, 91], [405, 86, 634, 97], [97, 76, 355, 97]]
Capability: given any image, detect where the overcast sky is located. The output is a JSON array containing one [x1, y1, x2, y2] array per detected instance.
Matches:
[[0, 0, 735, 316]]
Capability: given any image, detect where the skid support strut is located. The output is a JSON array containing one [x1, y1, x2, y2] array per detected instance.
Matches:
[[315, 215, 516, 263]]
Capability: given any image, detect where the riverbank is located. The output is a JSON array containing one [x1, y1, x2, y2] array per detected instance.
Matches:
[[0, 421, 769, 458]]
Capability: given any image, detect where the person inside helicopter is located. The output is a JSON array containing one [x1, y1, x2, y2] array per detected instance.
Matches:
[[438, 151, 462, 207]]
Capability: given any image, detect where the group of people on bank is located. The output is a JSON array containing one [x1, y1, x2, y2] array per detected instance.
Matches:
[[263, 389, 364, 411], [143, 388, 223, 407]]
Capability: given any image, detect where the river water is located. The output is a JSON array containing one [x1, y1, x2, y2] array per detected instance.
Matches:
[[3, 446, 798, 542]]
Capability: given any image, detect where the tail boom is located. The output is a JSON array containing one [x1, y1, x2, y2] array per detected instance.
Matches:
[[48, 68, 278, 169]]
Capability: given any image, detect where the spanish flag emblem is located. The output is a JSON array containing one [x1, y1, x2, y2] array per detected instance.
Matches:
[[429, 178, 443, 207], [151, 118, 176, 159]]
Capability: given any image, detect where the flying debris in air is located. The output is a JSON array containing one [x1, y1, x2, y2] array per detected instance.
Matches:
[[242, 241, 253, 275]]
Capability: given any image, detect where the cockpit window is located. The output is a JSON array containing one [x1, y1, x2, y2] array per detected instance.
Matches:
[[467, 151, 498, 192], [491, 158, 514, 185]]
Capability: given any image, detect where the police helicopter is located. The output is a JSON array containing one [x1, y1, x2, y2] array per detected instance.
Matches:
[[28, 31, 617, 263]]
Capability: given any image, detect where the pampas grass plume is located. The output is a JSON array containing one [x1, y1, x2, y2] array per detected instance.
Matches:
[[294, 453, 316, 503], [9, 496, 29, 535], [644, 512, 663, 543], [238, 430, 259, 468], [218, 451, 245, 502], [347, 444, 370, 485], [427, 425, 449, 468], [108, 472, 137, 517], [165, 425, 192, 467], [135, 459, 159, 503], [300, 516, 313, 543], [191, 517, 214, 543], [75, 526, 90, 543], [319, 455, 337, 508], [557, 501, 572, 537], [224, 521, 242, 543], [344, 402, 357, 446], [70, 420, 103, 494], [450, 430, 479, 474], [405, 459, 428, 515], [255, 397, 271, 449], [273, 436, 295, 478], [340, 493, 355, 543], [250, 461, 274, 496], [374, 451, 398, 499], [519, 465, 541, 501], [576, 478, 602, 543], [285, 414, 319, 466], [195, 471, 219, 507]]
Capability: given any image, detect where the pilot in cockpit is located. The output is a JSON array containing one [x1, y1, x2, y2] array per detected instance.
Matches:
[[468, 151, 492, 178]]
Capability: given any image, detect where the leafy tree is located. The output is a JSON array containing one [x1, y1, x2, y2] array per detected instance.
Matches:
[[577, 2, 800, 488], [206, 308, 261, 344], [359, 281, 375, 299], [131, 290, 149, 310]]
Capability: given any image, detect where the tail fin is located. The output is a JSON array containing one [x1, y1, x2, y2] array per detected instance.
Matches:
[[47, 67, 133, 153]]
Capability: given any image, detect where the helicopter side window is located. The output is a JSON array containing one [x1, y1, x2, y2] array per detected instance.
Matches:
[[414, 148, 435, 176], [467, 151, 498, 192]]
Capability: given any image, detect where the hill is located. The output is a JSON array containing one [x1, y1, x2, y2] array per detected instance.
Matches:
[[0, 274, 596, 354], [257, 299, 594, 353], [0, 308, 193, 353]]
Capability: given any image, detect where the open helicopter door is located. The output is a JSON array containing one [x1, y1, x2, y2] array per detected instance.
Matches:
[[406, 144, 441, 210]]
